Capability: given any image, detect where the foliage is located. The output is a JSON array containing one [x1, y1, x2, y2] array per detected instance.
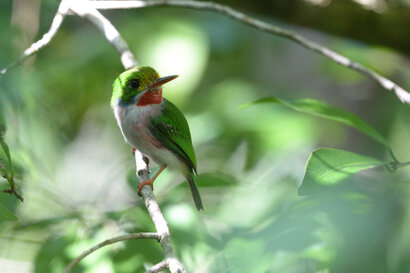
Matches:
[[0, 1, 409, 273], [299, 148, 385, 194], [0, 202, 17, 221], [243, 97, 394, 155]]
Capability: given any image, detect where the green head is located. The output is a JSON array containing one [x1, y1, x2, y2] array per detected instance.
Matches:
[[111, 66, 177, 107]]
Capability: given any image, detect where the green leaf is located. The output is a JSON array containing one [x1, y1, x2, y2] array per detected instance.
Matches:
[[0, 124, 5, 141], [0, 115, 16, 180], [0, 139, 11, 164], [126, 169, 139, 192], [0, 138, 14, 183], [243, 97, 395, 158], [0, 106, 5, 140], [299, 148, 385, 195], [195, 172, 238, 187], [35, 236, 83, 273], [0, 201, 17, 221]]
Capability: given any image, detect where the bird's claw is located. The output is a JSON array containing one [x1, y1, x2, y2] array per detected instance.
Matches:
[[136, 166, 165, 196], [137, 179, 154, 196]]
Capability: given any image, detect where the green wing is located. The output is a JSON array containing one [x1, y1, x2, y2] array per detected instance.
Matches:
[[149, 99, 197, 172]]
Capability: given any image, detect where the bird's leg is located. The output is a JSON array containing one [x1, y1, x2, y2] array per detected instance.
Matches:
[[131, 147, 136, 156], [137, 166, 166, 196]]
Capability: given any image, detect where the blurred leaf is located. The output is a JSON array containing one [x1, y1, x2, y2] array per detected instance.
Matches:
[[299, 148, 385, 195], [0, 102, 5, 139], [0, 125, 5, 141], [225, 238, 272, 273], [0, 137, 17, 196], [35, 236, 83, 273], [195, 172, 238, 187], [0, 183, 19, 217], [0, 201, 17, 221], [111, 239, 162, 273], [126, 169, 139, 192], [106, 206, 155, 233], [0, 128, 14, 174], [0, 139, 11, 164], [243, 97, 395, 158]]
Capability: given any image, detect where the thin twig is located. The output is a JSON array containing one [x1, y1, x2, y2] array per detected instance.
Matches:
[[389, 160, 410, 171], [61, 232, 159, 273], [90, 0, 410, 104], [3, 185, 24, 202], [1, 161, 24, 201], [69, 0, 138, 69], [0, 0, 70, 74], [145, 259, 169, 273]]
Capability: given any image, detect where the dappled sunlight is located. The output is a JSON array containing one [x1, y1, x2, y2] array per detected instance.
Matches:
[[352, 0, 387, 12], [0, 1, 409, 272], [55, 111, 134, 209], [139, 21, 209, 106]]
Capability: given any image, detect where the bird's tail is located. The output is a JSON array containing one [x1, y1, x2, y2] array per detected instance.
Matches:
[[187, 172, 203, 211]]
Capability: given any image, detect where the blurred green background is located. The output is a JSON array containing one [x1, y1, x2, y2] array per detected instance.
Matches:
[[1, 0, 410, 272]]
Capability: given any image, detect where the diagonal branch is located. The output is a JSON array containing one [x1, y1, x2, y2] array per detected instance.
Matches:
[[1, 0, 70, 75], [68, 0, 138, 69], [145, 259, 169, 273], [64, 1, 186, 272], [135, 153, 187, 273], [61, 232, 159, 273], [89, 0, 410, 104]]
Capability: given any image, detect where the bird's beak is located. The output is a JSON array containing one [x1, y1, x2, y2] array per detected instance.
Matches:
[[149, 75, 178, 89]]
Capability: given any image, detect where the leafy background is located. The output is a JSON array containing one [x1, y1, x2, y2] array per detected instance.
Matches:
[[1, 0, 410, 272]]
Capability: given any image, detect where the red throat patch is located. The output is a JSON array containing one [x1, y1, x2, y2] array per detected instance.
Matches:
[[137, 89, 163, 106]]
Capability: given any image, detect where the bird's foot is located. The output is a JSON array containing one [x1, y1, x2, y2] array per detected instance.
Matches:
[[136, 166, 166, 196], [137, 178, 154, 196]]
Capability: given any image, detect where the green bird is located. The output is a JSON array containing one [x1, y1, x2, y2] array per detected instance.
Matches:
[[111, 66, 203, 210]]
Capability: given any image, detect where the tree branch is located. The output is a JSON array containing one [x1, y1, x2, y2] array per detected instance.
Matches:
[[68, 0, 138, 69], [89, 0, 410, 104], [60, 1, 186, 272], [211, 0, 410, 57], [135, 152, 187, 273], [4, 0, 409, 104], [145, 259, 169, 273], [60, 232, 159, 273], [0, 0, 70, 74], [390, 160, 410, 171]]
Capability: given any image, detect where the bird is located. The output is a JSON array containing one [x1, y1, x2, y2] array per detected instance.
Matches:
[[111, 66, 203, 210]]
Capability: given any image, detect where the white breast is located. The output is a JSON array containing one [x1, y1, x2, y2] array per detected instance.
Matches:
[[114, 103, 161, 151], [113, 103, 187, 173]]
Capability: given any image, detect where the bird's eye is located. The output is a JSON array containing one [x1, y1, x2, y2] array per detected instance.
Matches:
[[128, 79, 140, 89]]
